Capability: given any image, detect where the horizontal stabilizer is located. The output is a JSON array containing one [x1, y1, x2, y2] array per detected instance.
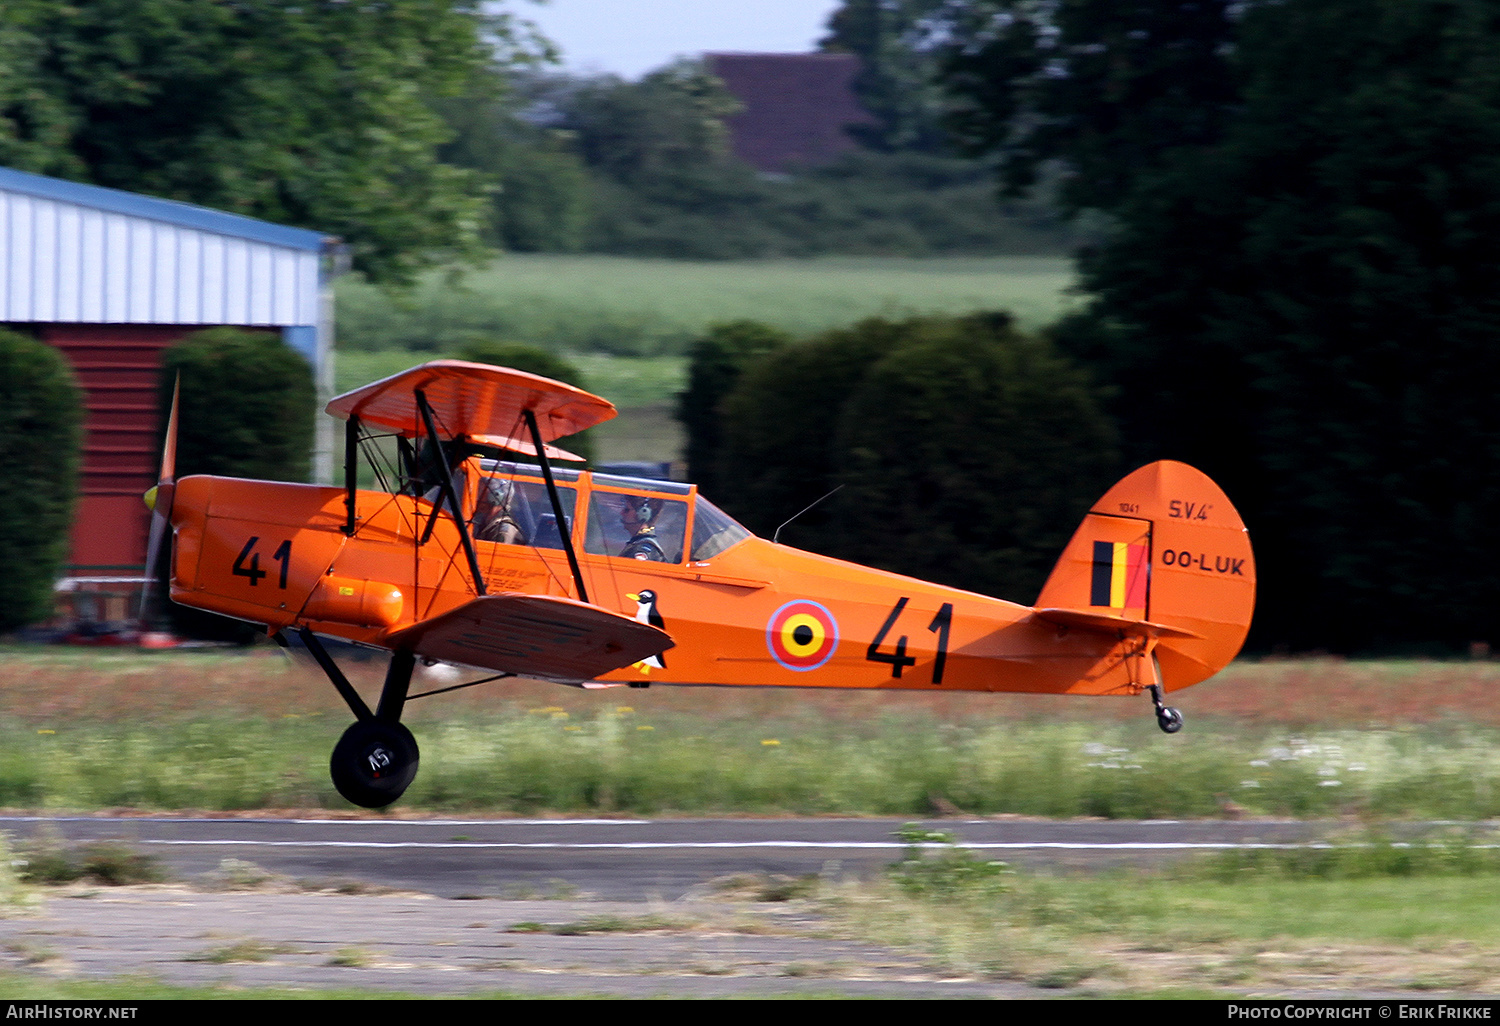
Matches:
[[384, 593, 672, 682], [1033, 607, 1202, 640]]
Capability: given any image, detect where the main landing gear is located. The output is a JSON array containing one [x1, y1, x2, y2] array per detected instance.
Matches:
[[295, 629, 420, 808]]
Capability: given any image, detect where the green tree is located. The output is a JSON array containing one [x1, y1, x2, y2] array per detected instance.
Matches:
[[547, 61, 796, 260], [456, 341, 596, 462], [716, 318, 903, 545], [0, 1, 76, 178], [431, 54, 1074, 262], [0, 329, 81, 631], [945, 0, 1500, 650], [1146, 0, 1500, 651], [821, 0, 954, 152], [489, 145, 596, 253], [938, 0, 1240, 211], [0, 1, 550, 284], [835, 314, 1118, 598], [561, 60, 741, 187], [157, 328, 313, 644], [433, 76, 597, 253], [161, 328, 316, 482], [713, 314, 1116, 600], [676, 321, 792, 496]]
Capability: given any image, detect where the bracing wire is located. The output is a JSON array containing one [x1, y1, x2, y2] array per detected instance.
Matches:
[[406, 672, 515, 702], [360, 429, 399, 496]]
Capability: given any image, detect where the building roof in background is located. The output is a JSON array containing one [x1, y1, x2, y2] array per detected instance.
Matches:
[[705, 53, 874, 172], [0, 167, 326, 251], [0, 166, 327, 327]]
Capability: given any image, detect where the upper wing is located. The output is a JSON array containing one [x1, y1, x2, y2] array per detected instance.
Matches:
[[325, 360, 616, 443], [384, 593, 673, 682]]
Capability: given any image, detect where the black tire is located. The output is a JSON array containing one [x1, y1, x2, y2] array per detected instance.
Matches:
[[330, 720, 420, 808], [1157, 707, 1184, 734]]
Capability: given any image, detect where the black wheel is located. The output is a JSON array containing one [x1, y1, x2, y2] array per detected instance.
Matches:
[[1157, 707, 1184, 734], [330, 720, 419, 808]]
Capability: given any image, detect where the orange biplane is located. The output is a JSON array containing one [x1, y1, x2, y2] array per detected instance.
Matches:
[[144, 361, 1255, 807]]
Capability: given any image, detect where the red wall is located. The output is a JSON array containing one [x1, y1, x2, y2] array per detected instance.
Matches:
[[41, 324, 205, 572]]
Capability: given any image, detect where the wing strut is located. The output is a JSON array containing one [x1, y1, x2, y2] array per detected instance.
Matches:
[[415, 388, 487, 598], [523, 408, 590, 604], [342, 414, 359, 536]]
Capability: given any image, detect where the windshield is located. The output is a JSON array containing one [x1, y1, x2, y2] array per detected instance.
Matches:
[[690, 498, 751, 560]]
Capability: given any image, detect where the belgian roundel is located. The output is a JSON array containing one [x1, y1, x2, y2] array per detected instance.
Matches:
[[766, 600, 839, 672]]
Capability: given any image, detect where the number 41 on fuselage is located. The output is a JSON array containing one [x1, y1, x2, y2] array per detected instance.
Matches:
[[146, 360, 1256, 808]]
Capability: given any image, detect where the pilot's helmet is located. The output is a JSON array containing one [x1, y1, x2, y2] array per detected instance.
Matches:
[[476, 478, 510, 511], [622, 495, 661, 526]]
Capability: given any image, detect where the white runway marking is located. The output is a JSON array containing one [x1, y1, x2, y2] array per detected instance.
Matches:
[[130, 839, 1312, 851]]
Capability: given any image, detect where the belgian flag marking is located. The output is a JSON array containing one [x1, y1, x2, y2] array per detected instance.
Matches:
[[1090, 541, 1149, 609]]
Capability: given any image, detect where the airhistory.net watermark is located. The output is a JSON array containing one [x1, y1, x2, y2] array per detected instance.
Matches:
[[4, 1008, 137, 1019]]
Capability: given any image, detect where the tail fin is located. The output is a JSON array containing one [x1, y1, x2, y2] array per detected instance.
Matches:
[[1034, 461, 1255, 692]]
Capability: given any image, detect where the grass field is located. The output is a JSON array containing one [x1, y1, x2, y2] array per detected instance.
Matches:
[[332, 254, 1080, 464], [1, 651, 1498, 818], [832, 839, 1500, 993], [335, 254, 1079, 358], [2, 650, 1498, 996]]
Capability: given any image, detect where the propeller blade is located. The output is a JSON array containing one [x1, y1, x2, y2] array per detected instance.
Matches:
[[158, 375, 178, 486], [138, 377, 180, 627], [138, 485, 174, 625]]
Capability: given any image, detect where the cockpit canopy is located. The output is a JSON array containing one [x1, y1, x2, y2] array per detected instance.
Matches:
[[467, 459, 750, 563]]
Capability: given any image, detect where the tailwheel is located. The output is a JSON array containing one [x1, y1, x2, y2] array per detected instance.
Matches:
[[1146, 683, 1184, 734], [330, 720, 420, 808]]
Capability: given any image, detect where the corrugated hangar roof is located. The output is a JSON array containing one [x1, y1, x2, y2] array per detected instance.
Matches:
[[0, 166, 329, 328]]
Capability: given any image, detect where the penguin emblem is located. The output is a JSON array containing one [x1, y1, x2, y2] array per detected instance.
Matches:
[[626, 589, 666, 672]]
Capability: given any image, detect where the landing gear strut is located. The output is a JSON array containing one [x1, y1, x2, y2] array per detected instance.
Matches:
[[297, 630, 421, 808]]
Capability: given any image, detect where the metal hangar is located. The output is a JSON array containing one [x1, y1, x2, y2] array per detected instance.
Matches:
[[0, 165, 338, 581]]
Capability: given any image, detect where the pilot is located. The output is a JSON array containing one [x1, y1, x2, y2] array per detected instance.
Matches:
[[618, 496, 667, 561], [474, 478, 525, 545]]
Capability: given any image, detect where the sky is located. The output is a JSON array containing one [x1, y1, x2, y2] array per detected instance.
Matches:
[[515, 0, 845, 79]]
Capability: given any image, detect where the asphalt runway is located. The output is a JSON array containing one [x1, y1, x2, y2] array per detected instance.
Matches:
[[0, 815, 1397, 997], [0, 815, 1350, 900]]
